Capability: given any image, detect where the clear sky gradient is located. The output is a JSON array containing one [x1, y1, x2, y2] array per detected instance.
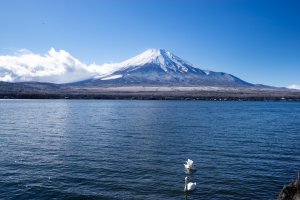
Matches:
[[0, 0, 299, 87]]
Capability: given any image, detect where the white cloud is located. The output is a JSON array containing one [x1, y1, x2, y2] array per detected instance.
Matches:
[[287, 84, 300, 90], [0, 74, 13, 82], [0, 48, 106, 84]]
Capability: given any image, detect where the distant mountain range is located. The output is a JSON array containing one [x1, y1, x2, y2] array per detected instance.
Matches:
[[0, 49, 299, 100]]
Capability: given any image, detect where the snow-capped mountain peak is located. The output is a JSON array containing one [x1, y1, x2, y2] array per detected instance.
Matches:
[[97, 48, 196, 78], [119, 48, 170, 69], [128, 48, 189, 72], [87, 48, 252, 87]]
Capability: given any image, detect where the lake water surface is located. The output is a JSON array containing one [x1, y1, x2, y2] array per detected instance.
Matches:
[[0, 100, 300, 200]]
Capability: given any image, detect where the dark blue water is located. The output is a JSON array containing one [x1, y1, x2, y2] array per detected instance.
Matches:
[[0, 100, 300, 200]]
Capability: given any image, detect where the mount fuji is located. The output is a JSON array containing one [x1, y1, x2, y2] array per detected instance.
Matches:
[[74, 49, 253, 87], [2, 48, 299, 100]]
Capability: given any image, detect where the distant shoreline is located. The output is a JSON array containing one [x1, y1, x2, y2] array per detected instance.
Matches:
[[1, 91, 300, 101], [1, 82, 300, 101]]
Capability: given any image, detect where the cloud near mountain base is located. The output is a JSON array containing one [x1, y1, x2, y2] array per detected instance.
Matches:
[[287, 84, 300, 90], [0, 48, 103, 84]]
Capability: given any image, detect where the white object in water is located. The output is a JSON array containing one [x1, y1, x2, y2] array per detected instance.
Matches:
[[184, 159, 196, 170], [184, 177, 196, 192]]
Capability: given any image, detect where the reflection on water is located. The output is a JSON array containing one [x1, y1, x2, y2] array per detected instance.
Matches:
[[0, 100, 300, 199]]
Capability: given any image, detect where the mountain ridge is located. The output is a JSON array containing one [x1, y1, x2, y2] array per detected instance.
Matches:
[[73, 48, 254, 87]]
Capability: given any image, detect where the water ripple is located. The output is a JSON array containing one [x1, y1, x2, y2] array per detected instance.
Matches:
[[0, 100, 299, 199]]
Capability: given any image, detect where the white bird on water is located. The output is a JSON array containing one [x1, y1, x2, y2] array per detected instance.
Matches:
[[184, 177, 196, 192], [184, 159, 196, 171]]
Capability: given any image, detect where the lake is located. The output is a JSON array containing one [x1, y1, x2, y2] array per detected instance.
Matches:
[[0, 100, 300, 200]]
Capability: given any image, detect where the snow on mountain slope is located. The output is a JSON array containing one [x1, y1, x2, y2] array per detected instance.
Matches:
[[83, 48, 252, 87], [95, 48, 204, 77], [114, 48, 193, 72]]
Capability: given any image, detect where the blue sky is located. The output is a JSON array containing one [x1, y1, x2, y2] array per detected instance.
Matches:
[[0, 0, 299, 87]]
